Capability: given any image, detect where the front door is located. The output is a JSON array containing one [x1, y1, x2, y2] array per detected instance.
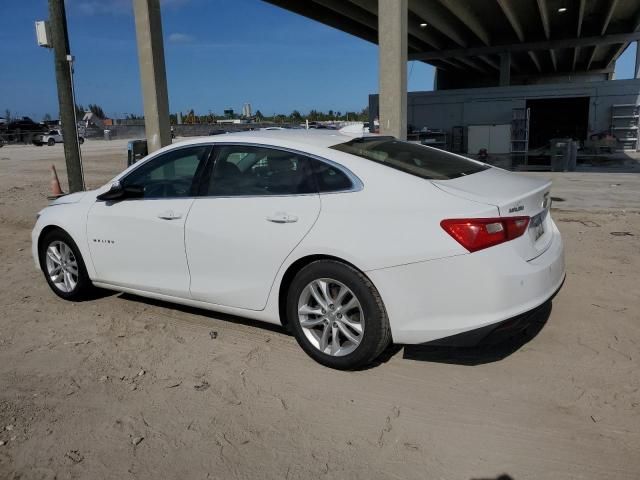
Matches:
[[186, 144, 321, 310], [87, 145, 211, 297]]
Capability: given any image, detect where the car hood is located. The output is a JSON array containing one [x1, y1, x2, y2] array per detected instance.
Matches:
[[49, 191, 88, 206]]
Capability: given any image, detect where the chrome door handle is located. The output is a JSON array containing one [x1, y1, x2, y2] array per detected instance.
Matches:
[[157, 210, 182, 220], [266, 212, 298, 224]]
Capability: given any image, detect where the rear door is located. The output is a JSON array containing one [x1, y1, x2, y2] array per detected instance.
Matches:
[[185, 144, 321, 310]]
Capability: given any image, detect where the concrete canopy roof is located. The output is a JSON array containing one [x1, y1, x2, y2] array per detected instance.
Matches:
[[264, 0, 640, 77]]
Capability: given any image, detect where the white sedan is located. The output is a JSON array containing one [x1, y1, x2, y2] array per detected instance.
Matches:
[[32, 130, 565, 369]]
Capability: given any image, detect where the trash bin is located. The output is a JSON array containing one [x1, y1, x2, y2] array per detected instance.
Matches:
[[550, 138, 575, 172], [127, 139, 148, 167], [104, 129, 112, 141]]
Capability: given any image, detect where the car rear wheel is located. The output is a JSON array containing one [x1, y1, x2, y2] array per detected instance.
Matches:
[[39, 229, 94, 300], [47, 138, 55, 146], [287, 260, 391, 369], [78, 137, 84, 145]]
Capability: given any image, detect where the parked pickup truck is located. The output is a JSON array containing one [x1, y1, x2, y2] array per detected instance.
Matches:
[[34, 129, 84, 146]]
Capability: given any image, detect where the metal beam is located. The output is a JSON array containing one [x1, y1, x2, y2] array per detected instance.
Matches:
[[437, 0, 491, 45], [349, 0, 446, 50], [408, 31, 640, 60], [528, 51, 542, 72], [572, 0, 586, 71], [311, 0, 377, 31], [536, 0, 550, 39], [601, 0, 619, 36], [586, 46, 598, 70], [409, 1, 468, 47], [478, 55, 500, 70], [310, 0, 427, 52], [496, 0, 524, 41], [587, 0, 619, 70], [496, 0, 544, 72], [606, 11, 640, 68], [264, 0, 377, 45], [457, 56, 491, 74], [536, 0, 556, 70], [511, 67, 613, 83]]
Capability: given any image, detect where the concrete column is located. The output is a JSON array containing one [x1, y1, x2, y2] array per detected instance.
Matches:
[[133, 0, 171, 152], [635, 40, 640, 79], [500, 52, 511, 86], [378, 0, 407, 140]]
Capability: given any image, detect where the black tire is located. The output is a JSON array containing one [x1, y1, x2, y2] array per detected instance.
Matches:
[[287, 260, 391, 370], [38, 229, 94, 301], [78, 137, 84, 144], [47, 138, 55, 146]]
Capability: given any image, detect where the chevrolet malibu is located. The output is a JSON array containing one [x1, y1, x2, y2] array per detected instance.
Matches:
[[32, 130, 565, 369]]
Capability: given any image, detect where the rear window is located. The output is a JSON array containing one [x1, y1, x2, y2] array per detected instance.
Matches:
[[330, 137, 489, 180]]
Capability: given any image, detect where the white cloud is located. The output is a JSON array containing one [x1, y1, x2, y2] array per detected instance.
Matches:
[[168, 32, 195, 43], [72, 0, 190, 16]]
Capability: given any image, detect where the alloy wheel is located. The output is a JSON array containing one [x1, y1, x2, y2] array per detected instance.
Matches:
[[45, 240, 79, 293], [297, 278, 364, 356]]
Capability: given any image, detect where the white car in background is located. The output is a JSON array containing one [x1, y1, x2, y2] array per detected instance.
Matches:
[[35, 128, 84, 146], [32, 130, 565, 369]]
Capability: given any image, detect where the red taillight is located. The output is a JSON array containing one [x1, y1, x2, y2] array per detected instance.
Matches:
[[440, 216, 530, 252]]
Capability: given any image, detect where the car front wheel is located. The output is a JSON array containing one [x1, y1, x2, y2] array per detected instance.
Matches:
[[47, 138, 55, 146], [287, 260, 391, 369], [39, 229, 94, 300]]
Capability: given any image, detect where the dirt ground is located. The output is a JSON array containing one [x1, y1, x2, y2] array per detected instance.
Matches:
[[0, 140, 639, 480]]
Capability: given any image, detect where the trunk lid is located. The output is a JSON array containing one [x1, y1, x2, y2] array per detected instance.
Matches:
[[432, 167, 553, 260]]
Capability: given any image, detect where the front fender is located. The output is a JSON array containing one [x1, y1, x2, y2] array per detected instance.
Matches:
[[32, 200, 95, 277]]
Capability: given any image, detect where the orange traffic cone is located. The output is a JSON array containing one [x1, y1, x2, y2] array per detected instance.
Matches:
[[50, 165, 64, 197]]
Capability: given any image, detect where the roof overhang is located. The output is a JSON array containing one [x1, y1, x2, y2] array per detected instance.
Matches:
[[264, 0, 640, 78]]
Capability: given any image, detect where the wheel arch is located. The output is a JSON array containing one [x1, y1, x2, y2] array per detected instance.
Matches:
[[37, 225, 70, 265], [277, 254, 375, 331]]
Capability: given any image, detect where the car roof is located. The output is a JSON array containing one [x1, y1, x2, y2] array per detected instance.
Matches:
[[170, 129, 372, 150]]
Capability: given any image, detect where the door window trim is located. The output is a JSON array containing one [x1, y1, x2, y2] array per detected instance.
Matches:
[[199, 142, 364, 199]]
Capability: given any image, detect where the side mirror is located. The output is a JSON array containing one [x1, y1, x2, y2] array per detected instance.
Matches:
[[96, 182, 144, 201], [97, 181, 124, 201]]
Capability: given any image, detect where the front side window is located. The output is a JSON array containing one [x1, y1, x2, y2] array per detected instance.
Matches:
[[331, 137, 489, 180], [123, 145, 210, 198], [206, 146, 316, 196]]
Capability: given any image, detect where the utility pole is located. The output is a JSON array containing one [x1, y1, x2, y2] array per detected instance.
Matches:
[[48, 0, 84, 192]]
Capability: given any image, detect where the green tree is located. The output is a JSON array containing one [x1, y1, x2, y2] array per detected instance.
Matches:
[[4, 109, 10, 122], [88, 104, 106, 119], [255, 109, 264, 121], [43, 113, 52, 122]]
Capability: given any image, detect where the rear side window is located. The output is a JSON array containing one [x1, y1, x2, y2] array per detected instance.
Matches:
[[331, 137, 488, 180], [309, 159, 353, 193]]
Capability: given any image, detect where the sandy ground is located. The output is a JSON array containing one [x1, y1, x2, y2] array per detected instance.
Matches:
[[0, 140, 639, 480]]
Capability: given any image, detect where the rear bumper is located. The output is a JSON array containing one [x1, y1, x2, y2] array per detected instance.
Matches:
[[367, 219, 565, 345]]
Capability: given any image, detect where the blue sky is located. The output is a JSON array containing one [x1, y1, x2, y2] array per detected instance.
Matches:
[[0, 0, 637, 120]]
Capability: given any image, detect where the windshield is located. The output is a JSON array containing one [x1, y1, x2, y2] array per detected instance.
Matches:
[[331, 137, 489, 180]]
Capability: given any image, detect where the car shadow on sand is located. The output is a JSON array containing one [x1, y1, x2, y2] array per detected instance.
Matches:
[[114, 293, 550, 369], [402, 301, 552, 366], [117, 292, 291, 337]]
